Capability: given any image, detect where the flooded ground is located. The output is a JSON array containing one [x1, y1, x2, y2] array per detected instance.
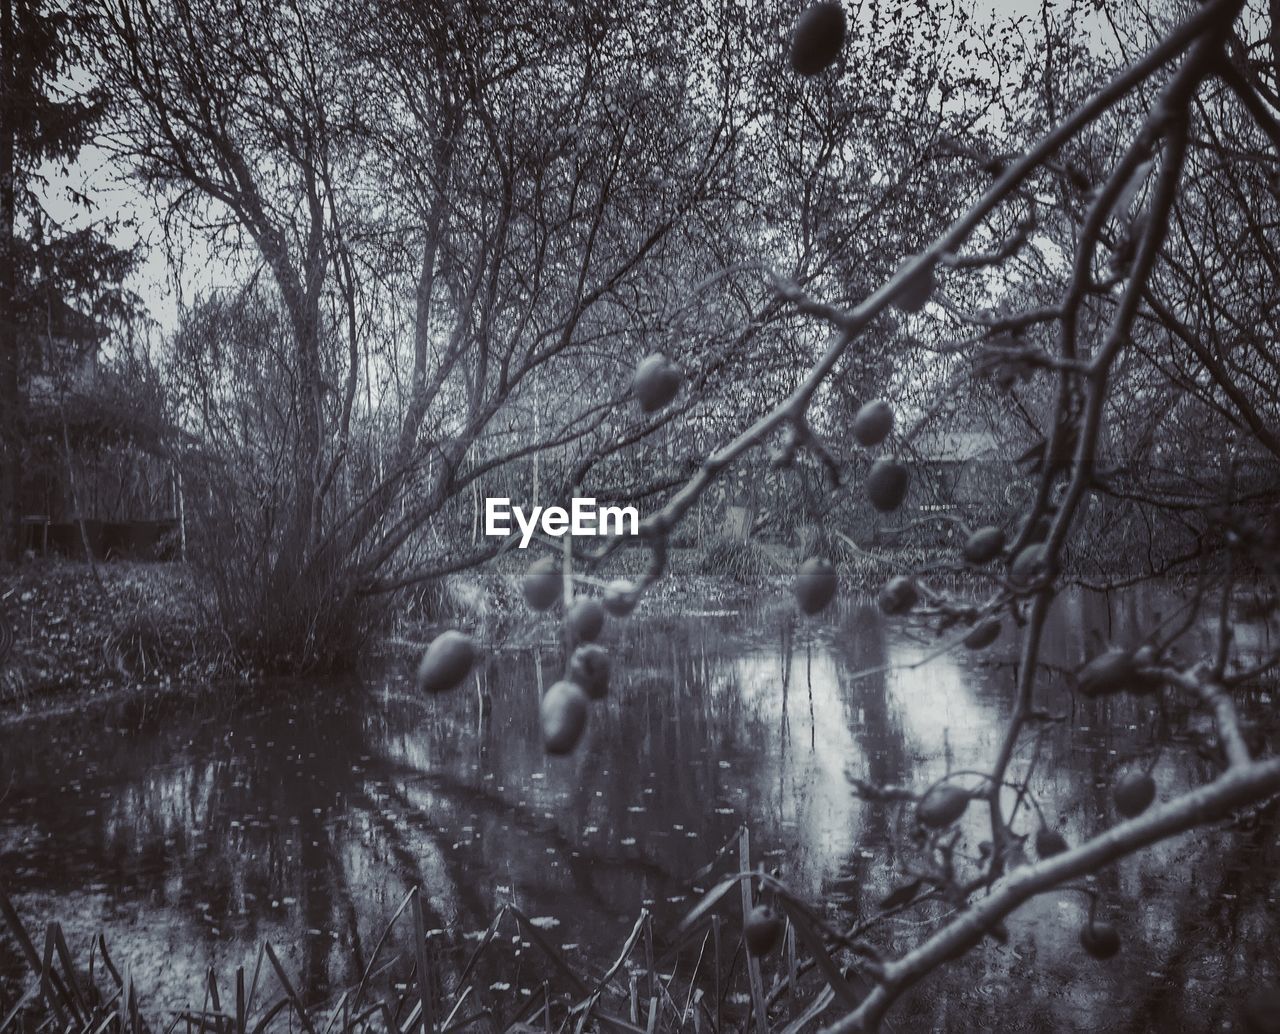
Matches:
[[1, 586, 1277, 1032]]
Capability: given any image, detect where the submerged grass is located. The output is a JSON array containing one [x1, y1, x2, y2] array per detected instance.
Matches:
[[0, 830, 861, 1034]]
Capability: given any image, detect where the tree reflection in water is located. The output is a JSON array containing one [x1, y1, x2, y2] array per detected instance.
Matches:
[[0, 586, 1273, 1030]]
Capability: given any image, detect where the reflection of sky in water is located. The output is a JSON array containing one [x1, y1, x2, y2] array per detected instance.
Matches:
[[1, 586, 1276, 1031], [729, 644, 862, 894]]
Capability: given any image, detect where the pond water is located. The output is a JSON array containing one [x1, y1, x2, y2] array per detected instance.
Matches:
[[1, 587, 1277, 1032]]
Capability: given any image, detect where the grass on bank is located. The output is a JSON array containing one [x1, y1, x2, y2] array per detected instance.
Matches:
[[0, 561, 233, 705], [3, 525, 1137, 706], [0, 829, 865, 1034]]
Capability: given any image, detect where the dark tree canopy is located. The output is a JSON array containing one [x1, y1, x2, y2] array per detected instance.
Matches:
[[1, 0, 135, 560]]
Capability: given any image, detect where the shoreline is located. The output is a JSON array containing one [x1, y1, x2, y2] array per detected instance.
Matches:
[[1, 551, 1219, 721]]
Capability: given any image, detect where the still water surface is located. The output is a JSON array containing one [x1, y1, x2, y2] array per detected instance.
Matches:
[[2, 588, 1276, 1032]]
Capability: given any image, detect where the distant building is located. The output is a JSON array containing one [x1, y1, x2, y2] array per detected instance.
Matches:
[[17, 301, 180, 560], [909, 428, 1024, 512], [24, 297, 108, 401]]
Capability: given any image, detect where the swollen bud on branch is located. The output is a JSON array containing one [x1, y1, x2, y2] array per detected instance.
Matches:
[[878, 575, 919, 616], [790, 2, 846, 76], [1113, 771, 1156, 818], [744, 905, 784, 956], [793, 556, 838, 614], [1009, 543, 1049, 588], [962, 526, 1005, 565], [916, 783, 969, 828], [541, 680, 590, 755], [566, 598, 605, 642], [633, 353, 683, 412], [523, 557, 562, 611], [963, 617, 1001, 650], [415, 630, 477, 694], [602, 578, 639, 617], [568, 643, 610, 700], [1079, 918, 1121, 960], [866, 459, 910, 512], [1035, 826, 1068, 859], [851, 399, 894, 447], [1077, 649, 1136, 698], [892, 259, 936, 313]]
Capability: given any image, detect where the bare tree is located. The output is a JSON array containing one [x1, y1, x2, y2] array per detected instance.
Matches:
[[92, 0, 758, 663], [549, 1, 1278, 1030], [391, 0, 1279, 1028]]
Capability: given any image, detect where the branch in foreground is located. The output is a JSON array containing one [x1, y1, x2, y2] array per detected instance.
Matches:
[[822, 755, 1280, 1034], [620, 0, 1228, 585]]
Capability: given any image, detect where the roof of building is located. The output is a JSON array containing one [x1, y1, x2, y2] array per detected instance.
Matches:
[[911, 430, 1003, 463], [6, 297, 108, 343]]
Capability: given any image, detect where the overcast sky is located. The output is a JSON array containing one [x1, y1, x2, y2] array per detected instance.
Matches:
[[49, 0, 1085, 341]]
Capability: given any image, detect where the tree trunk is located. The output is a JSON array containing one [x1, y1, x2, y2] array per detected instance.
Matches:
[[0, 0, 20, 563]]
